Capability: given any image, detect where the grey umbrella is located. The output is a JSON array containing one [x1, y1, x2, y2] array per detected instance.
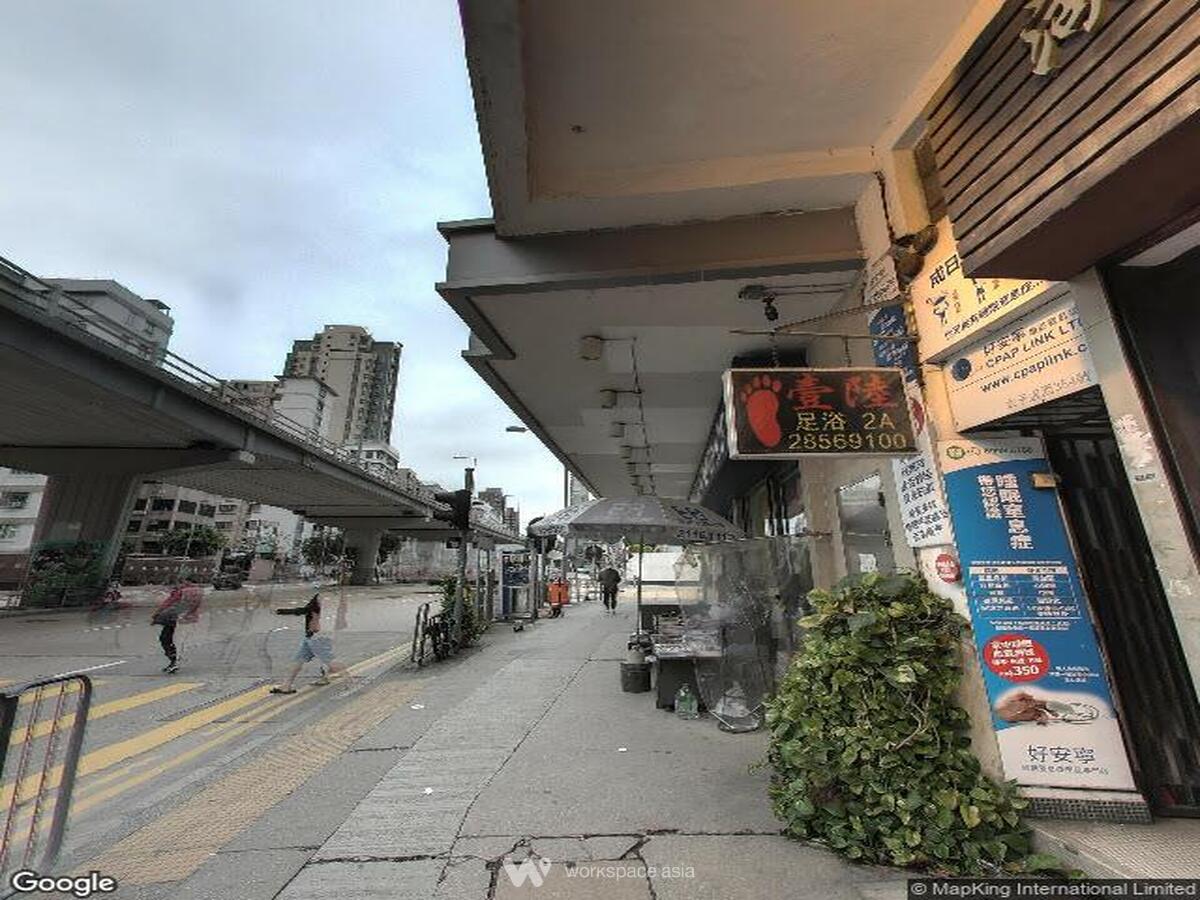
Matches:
[[529, 496, 744, 633]]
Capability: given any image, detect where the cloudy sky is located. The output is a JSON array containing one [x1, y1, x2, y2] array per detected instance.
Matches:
[[0, 1, 563, 523]]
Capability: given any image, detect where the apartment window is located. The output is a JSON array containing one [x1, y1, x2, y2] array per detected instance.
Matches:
[[218, 503, 238, 514], [146, 520, 169, 532], [0, 492, 30, 510], [134, 498, 147, 511], [214, 521, 231, 531], [126, 519, 141, 533], [0, 524, 19, 541], [151, 498, 174, 512], [178, 500, 197, 514], [199, 504, 216, 518]]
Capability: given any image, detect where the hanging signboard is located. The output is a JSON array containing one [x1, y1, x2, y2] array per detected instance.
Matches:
[[911, 218, 1064, 362], [891, 387, 953, 547], [723, 368, 916, 459], [945, 294, 1098, 431], [938, 437, 1136, 791]]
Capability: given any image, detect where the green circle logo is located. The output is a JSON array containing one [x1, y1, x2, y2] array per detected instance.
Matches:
[[947, 446, 966, 460]]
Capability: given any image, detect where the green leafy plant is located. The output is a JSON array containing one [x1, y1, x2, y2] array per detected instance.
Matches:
[[440, 575, 485, 646], [766, 571, 1057, 875]]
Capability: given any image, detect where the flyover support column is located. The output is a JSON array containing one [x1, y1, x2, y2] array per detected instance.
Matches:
[[343, 527, 384, 586], [30, 472, 141, 603]]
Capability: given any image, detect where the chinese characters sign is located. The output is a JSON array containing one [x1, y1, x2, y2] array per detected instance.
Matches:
[[1021, 0, 1105, 75], [945, 294, 1098, 431], [911, 219, 1063, 362], [722, 368, 916, 459], [939, 437, 1135, 791]]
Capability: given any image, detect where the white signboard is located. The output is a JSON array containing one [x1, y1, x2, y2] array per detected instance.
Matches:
[[864, 254, 900, 307], [945, 294, 1099, 431], [891, 385, 953, 548], [911, 219, 1062, 362]]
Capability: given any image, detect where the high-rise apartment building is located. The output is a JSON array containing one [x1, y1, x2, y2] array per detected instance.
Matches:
[[282, 325, 401, 446]]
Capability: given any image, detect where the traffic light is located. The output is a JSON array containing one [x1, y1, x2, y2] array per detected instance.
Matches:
[[433, 489, 472, 531]]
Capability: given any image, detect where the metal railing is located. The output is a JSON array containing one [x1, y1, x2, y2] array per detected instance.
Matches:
[[0, 253, 519, 540], [0, 676, 92, 895]]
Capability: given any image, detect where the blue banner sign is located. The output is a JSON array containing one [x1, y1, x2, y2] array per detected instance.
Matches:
[[938, 437, 1135, 791]]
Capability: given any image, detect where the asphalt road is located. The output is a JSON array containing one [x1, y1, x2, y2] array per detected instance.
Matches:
[[0, 582, 441, 886]]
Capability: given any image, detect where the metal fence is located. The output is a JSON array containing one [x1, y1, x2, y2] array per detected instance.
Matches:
[[0, 676, 92, 895], [0, 253, 517, 540]]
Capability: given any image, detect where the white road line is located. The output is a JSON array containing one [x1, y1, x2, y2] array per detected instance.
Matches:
[[49, 660, 128, 679]]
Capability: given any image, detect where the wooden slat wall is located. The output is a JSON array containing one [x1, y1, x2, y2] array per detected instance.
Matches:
[[924, 0, 1200, 276]]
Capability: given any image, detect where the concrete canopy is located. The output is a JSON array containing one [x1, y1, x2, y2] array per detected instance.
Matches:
[[461, 0, 987, 236], [438, 212, 862, 500]]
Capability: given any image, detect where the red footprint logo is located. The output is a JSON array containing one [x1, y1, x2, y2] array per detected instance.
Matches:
[[741, 375, 783, 448]]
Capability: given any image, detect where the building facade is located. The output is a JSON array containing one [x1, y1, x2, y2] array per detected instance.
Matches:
[[125, 482, 227, 555], [438, 0, 1200, 822], [282, 325, 401, 445]]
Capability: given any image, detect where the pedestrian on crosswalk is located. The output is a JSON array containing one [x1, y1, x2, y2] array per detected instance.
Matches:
[[270, 593, 345, 693], [150, 572, 203, 674]]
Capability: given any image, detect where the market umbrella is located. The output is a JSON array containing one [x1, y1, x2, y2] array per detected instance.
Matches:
[[529, 496, 744, 633]]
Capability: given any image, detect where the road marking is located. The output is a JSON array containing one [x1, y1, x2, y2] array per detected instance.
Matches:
[[82, 679, 423, 884], [8, 682, 200, 745], [49, 660, 127, 679], [4, 642, 410, 811], [14, 679, 107, 707], [0, 684, 273, 807]]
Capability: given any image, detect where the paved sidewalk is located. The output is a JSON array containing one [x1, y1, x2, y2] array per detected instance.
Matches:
[[268, 600, 903, 899]]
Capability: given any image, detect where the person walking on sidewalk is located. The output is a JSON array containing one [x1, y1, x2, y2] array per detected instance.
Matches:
[[599, 565, 622, 614], [150, 573, 203, 674], [270, 593, 345, 694]]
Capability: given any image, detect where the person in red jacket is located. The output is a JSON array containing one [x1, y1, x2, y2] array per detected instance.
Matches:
[[150, 573, 203, 674]]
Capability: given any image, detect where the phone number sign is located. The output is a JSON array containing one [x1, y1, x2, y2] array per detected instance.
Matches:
[[722, 368, 917, 459]]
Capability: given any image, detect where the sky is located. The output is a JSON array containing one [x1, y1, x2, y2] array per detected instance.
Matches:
[[0, 1, 563, 524]]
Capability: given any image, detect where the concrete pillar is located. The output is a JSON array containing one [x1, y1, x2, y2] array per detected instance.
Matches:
[[30, 472, 141, 603], [343, 527, 383, 585]]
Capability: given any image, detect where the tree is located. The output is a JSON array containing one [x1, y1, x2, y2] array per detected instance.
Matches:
[[378, 532, 400, 564], [301, 532, 344, 567], [161, 525, 227, 558]]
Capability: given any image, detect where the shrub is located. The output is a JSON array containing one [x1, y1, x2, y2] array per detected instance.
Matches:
[[766, 571, 1058, 875], [440, 575, 485, 646]]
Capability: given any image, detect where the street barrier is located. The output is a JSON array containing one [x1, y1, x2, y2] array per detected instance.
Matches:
[[0, 675, 92, 897]]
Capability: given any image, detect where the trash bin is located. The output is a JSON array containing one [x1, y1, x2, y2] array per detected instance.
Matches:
[[620, 661, 651, 693]]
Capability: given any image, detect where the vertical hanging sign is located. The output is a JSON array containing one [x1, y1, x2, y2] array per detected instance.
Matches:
[[938, 437, 1136, 791]]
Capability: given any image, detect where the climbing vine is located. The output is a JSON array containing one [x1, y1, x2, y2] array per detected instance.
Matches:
[[766, 571, 1061, 875]]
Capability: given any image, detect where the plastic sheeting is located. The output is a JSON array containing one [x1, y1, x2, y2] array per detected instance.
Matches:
[[669, 537, 814, 731]]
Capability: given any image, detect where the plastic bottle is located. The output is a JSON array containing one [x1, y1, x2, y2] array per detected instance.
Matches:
[[675, 683, 700, 719]]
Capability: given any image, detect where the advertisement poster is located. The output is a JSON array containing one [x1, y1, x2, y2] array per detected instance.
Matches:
[[723, 368, 916, 459], [891, 411, 953, 547], [868, 304, 920, 384], [938, 437, 1136, 790], [911, 219, 1062, 362], [945, 294, 1098, 431]]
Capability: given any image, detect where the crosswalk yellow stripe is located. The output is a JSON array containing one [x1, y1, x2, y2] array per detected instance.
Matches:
[[82, 679, 423, 885], [13, 679, 107, 707], [3, 641, 411, 811], [8, 682, 200, 745]]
